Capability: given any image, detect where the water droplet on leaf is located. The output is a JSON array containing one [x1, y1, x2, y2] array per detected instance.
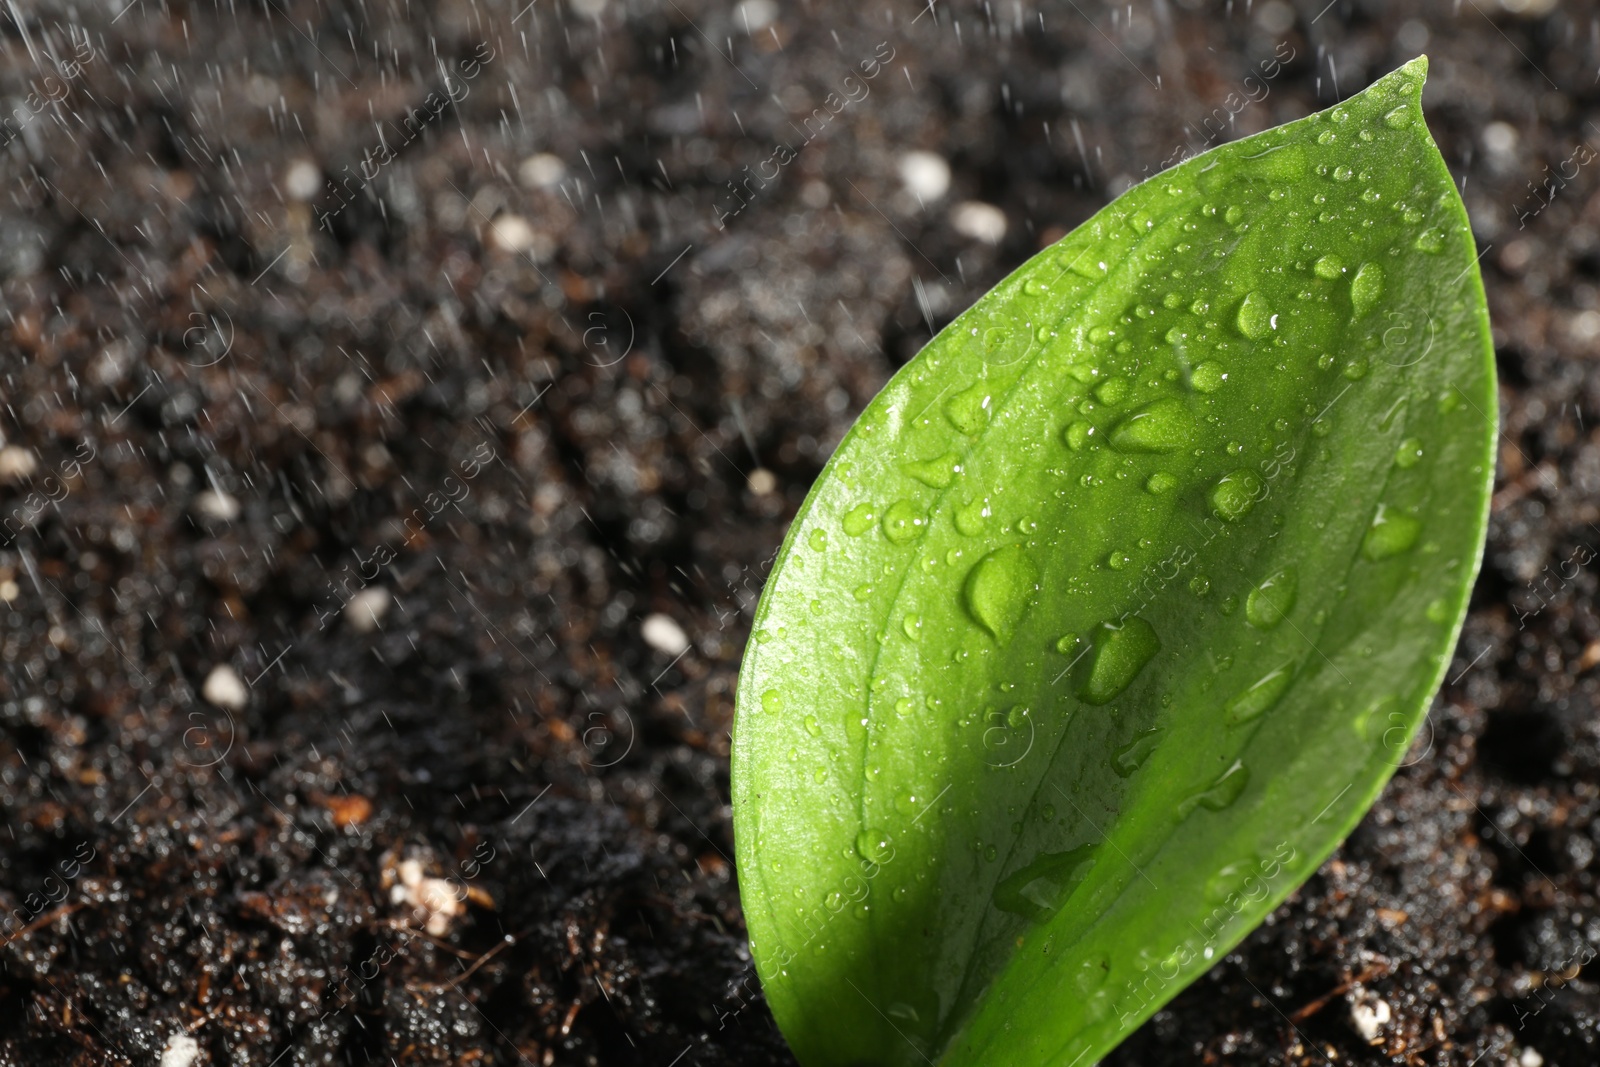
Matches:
[[992, 845, 1096, 921], [1415, 227, 1445, 253], [1146, 471, 1179, 494], [1062, 421, 1095, 451], [1236, 291, 1276, 340], [1109, 398, 1196, 454], [964, 545, 1040, 642], [945, 381, 993, 435], [1191, 361, 1227, 393], [855, 828, 893, 864], [1245, 568, 1297, 628], [1210, 469, 1264, 522], [843, 503, 878, 536], [1113, 728, 1162, 776], [1350, 262, 1384, 318], [1224, 665, 1293, 724], [1179, 759, 1250, 815], [1094, 377, 1129, 405], [954, 496, 991, 536], [1075, 616, 1161, 705], [904, 452, 960, 488], [1362, 504, 1420, 560], [883, 500, 927, 543]]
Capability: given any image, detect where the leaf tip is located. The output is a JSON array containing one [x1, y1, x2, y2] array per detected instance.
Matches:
[[1355, 54, 1427, 108], [1389, 54, 1429, 112]]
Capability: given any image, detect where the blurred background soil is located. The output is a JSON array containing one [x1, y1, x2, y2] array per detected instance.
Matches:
[[1, 0, 1599, 1063]]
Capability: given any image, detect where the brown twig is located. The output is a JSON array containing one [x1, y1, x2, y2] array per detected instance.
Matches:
[[445, 935, 515, 991], [0, 902, 85, 946], [1289, 959, 1393, 1023]]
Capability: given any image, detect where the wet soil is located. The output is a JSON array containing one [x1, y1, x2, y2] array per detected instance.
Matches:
[[1, 0, 1598, 1063]]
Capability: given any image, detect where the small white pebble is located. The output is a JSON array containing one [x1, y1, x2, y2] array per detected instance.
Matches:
[[386, 858, 466, 933], [1396, 19, 1429, 51], [1500, 241, 1532, 273], [1497, 0, 1558, 14], [1254, 0, 1295, 34], [1571, 309, 1600, 343], [1521, 1048, 1545, 1067], [746, 467, 778, 495], [93, 341, 135, 386], [0, 579, 17, 603], [519, 153, 567, 189], [0, 445, 38, 483], [159, 1032, 201, 1067], [1350, 996, 1391, 1041], [201, 665, 247, 710], [417, 876, 466, 935], [735, 0, 778, 31], [951, 200, 1007, 245], [285, 159, 322, 201], [344, 586, 391, 633], [488, 214, 536, 252], [569, 0, 606, 17], [898, 150, 951, 202], [642, 613, 690, 656], [193, 489, 240, 521], [1481, 121, 1518, 157]]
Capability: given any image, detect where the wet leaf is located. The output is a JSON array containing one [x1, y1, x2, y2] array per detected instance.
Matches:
[[731, 56, 1493, 1066]]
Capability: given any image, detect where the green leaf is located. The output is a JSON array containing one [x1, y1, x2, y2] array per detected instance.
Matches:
[[731, 56, 1493, 1067]]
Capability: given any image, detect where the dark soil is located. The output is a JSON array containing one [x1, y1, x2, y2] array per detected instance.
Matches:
[[1, 0, 1597, 1063]]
